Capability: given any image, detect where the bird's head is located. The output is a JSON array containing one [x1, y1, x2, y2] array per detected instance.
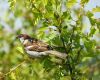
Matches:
[[16, 34, 31, 43]]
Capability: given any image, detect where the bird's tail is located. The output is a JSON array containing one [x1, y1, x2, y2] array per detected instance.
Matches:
[[44, 50, 67, 59]]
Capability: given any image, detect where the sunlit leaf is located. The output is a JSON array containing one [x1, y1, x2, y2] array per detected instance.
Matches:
[[81, 0, 89, 5], [38, 26, 48, 31], [16, 46, 24, 54], [10, 72, 16, 80], [8, 0, 16, 10], [92, 7, 100, 12], [89, 27, 96, 36], [66, 0, 77, 8], [86, 11, 93, 17]]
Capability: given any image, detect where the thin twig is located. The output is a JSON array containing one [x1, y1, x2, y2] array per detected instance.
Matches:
[[75, 47, 83, 64], [57, 18, 74, 79], [0, 60, 26, 79]]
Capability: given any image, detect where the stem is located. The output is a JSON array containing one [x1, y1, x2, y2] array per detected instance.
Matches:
[[75, 47, 83, 64], [0, 60, 26, 79], [58, 28, 68, 53], [57, 25, 74, 80]]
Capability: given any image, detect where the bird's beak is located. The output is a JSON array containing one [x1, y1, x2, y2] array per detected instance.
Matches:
[[16, 35, 20, 39], [16, 36, 18, 39]]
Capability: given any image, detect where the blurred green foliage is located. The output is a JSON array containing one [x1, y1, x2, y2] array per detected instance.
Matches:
[[0, 0, 100, 80]]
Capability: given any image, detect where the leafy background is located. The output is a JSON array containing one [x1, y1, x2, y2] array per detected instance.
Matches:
[[0, 0, 100, 80]]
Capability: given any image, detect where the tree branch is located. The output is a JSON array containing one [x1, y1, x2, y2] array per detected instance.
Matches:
[[56, 20, 75, 80]]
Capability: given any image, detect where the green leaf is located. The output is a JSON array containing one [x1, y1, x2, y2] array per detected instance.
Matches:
[[86, 11, 93, 17], [92, 7, 100, 12], [89, 27, 96, 36], [43, 0, 48, 6], [66, 0, 77, 8], [81, 0, 89, 5], [8, 0, 16, 11], [17, 46, 24, 54], [38, 26, 48, 31], [82, 57, 92, 62], [10, 72, 17, 80]]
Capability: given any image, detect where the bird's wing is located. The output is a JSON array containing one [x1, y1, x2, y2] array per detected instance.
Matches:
[[35, 40, 48, 47], [25, 44, 50, 52], [26, 40, 50, 52]]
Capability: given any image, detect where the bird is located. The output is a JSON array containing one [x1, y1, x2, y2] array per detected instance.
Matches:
[[16, 34, 67, 59], [16, 34, 52, 52]]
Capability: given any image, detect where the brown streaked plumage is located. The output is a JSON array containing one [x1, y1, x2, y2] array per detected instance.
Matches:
[[17, 34, 52, 52]]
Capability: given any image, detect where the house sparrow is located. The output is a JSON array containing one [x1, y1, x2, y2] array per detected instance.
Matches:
[[16, 34, 67, 59], [16, 34, 52, 52]]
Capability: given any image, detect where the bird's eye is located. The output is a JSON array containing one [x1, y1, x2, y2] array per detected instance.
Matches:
[[29, 39, 33, 43]]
